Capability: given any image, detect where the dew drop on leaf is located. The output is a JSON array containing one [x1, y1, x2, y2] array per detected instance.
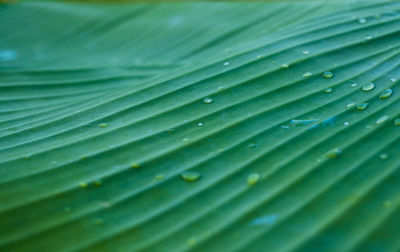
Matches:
[[197, 122, 204, 126], [361, 83, 375, 92], [155, 174, 164, 181], [358, 17, 367, 23], [365, 35, 372, 40], [130, 163, 140, 169], [302, 50, 310, 55], [281, 63, 289, 68], [376, 115, 389, 124], [182, 137, 190, 143], [379, 89, 393, 99], [181, 171, 201, 182], [356, 103, 369, 111], [98, 123, 108, 128], [325, 148, 342, 159], [303, 72, 313, 77], [203, 97, 213, 104], [346, 103, 356, 109], [79, 182, 88, 188], [247, 173, 260, 186], [290, 119, 318, 126], [323, 88, 333, 94], [379, 153, 389, 160], [322, 71, 334, 79], [390, 77, 397, 82], [223, 62, 230, 66]]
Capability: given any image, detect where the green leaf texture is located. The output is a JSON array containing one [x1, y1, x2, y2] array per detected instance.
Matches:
[[1, 1, 400, 251]]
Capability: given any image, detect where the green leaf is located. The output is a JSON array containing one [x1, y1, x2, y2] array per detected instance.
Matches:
[[1, 0, 400, 251]]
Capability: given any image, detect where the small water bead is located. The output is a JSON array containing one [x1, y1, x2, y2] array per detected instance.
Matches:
[[358, 17, 367, 23], [390, 77, 397, 82], [376, 115, 389, 124], [322, 71, 334, 79], [167, 128, 176, 134], [395, 118, 400, 126], [247, 173, 260, 186], [344, 122, 350, 126], [181, 171, 201, 182], [155, 174, 164, 181], [379, 89, 393, 99], [281, 63, 289, 69], [356, 103, 369, 111], [248, 143, 260, 149], [223, 62, 230, 66], [302, 50, 310, 55], [346, 103, 356, 109], [98, 123, 108, 128], [182, 137, 190, 143], [197, 122, 204, 126], [79, 182, 88, 188], [303, 72, 313, 77], [290, 119, 318, 126], [217, 86, 225, 91], [351, 82, 358, 87], [325, 148, 342, 159], [203, 97, 213, 104], [380, 153, 389, 160], [130, 163, 140, 169], [362, 83, 375, 92], [365, 35, 372, 40]]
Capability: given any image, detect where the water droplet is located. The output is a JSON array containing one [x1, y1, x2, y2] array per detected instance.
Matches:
[[390, 77, 397, 82], [251, 214, 278, 226], [290, 119, 318, 126], [182, 137, 190, 143], [322, 71, 334, 79], [365, 35, 372, 40], [23, 154, 32, 160], [217, 86, 225, 91], [247, 173, 260, 186], [80, 155, 87, 160], [223, 62, 230, 66], [356, 103, 369, 111], [248, 143, 258, 149], [302, 50, 310, 55], [344, 122, 350, 126], [167, 128, 176, 134], [98, 123, 108, 128], [93, 180, 102, 186], [281, 63, 289, 68], [376, 115, 389, 124], [79, 182, 88, 188], [362, 83, 375, 92], [394, 118, 400, 126], [303, 72, 313, 77], [325, 148, 342, 159], [203, 97, 213, 104], [346, 103, 356, 109], [358, 17, 367, 23], [379, 153, 389, 160], [197, 122, 204, 126], [130, 163, 140, 169], [323, 88, 333, 94], [351, 82, 358, 87], [256, 55, 263, 59], [181, 171, 201, 182], [0, 50, 17, 61], [379, 89, 393, 99], [155, 174, 164, 181]]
